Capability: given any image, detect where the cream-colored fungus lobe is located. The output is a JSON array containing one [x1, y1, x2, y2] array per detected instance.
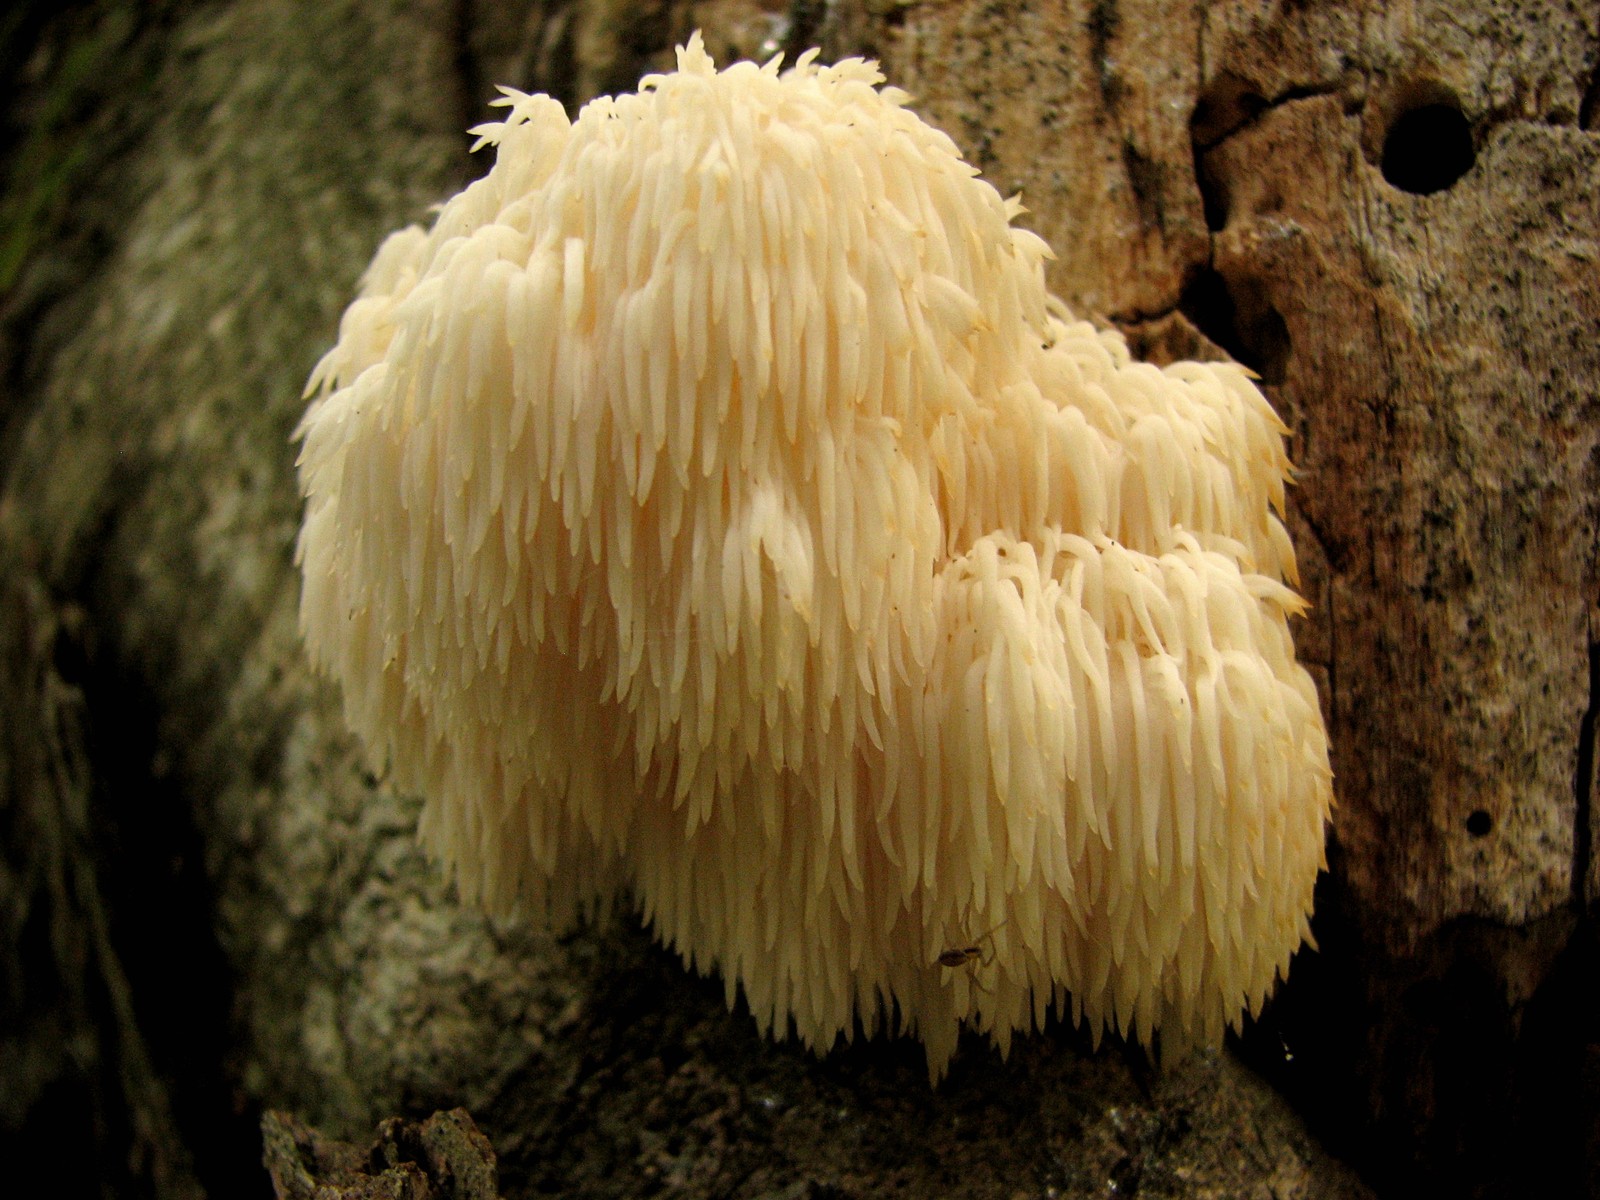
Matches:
[[296, 33, 1333, 1081]]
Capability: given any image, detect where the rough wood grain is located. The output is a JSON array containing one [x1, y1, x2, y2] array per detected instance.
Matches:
[[869, 2, 1598, 1190]]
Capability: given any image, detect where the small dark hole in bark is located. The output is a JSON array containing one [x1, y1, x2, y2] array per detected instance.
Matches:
[[1177, 267, 1292, 385], [1195, 154, 1228, 232], [1465, 809, 1493, 837], [784, 0, 828, 55], [1381, 102, 1474, 194], [1190, 74, 1266, 147]]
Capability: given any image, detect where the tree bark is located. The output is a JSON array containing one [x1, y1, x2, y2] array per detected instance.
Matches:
[[0, 1, 1593, 1197]]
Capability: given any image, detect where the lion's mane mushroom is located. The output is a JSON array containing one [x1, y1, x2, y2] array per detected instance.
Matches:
[[296, 33, 1333, 1080]]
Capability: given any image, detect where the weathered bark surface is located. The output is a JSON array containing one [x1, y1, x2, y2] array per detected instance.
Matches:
[[887, 0, 1596, 942], [261, 1108, 503, 1200], [0, 0, 1592, 1197], [877, 1, 1600, 1190]]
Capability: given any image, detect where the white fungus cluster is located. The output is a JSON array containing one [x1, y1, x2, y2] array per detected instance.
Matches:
[[296, 33, 1334, 1080]]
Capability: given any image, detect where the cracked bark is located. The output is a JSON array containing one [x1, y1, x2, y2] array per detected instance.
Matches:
[[887, 2, 1600, 1195], [1577, 637, 1599, 908]]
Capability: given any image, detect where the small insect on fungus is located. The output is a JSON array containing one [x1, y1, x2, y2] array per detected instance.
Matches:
[[937, 921, 1007, 991]]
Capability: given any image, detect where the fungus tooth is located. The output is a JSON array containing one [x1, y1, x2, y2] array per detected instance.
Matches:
[[297, 31, 1333, 1085]]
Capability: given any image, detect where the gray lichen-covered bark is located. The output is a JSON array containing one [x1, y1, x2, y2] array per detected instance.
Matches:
[[0, 1, 1592, 1197]]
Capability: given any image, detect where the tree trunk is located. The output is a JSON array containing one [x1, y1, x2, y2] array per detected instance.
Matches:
[[0, 1, 1593, 1196]]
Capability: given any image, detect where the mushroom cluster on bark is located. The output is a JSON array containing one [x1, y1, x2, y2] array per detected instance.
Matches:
[[295, 33, 1334, 1080]]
